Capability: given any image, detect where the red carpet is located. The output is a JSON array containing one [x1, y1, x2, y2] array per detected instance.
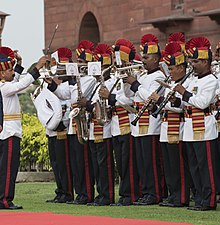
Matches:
[[0, 212, 193, 225]]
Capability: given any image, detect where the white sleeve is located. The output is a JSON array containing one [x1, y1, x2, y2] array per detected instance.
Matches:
[[1, 74, 35, 97], [116, 82, 134, 105], [81, 76, 97, 99], [13, 72, 21, 83], [138, 73, 165, 101], [54, 82, 71, 100]]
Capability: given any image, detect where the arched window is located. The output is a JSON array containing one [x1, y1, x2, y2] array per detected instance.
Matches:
[[79, 12, 100, 45]]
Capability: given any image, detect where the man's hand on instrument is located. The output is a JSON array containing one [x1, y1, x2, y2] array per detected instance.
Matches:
[[44, 75, 53, 84], [169, 95, 177, 103], [77, 97, 87, 108], [173, 84, 186, 95], [99, 86, 110, 99], [144, 99, 154, 111], [14, 50, 22, 66], [35, 56, 48, 71], [126, 75, 136, 85], [149, 92, 160, 102]]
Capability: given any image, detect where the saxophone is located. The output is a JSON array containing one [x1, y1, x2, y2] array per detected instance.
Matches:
[[95, 64, 114, 126], [70, 74, 89, 144]]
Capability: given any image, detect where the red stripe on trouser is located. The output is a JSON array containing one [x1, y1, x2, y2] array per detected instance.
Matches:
[[178, 141, 185, 204], [206, 141, 216, 207], [64, 139, 73, 196], [152, 136, 160, 202], [84, 145, 91, 202], [3, 137, 13, 208], [129, 135, 135, 203], [106, 139, 114, 203]]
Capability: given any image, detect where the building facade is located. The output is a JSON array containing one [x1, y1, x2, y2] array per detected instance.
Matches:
[[44, 0, 220, 53]]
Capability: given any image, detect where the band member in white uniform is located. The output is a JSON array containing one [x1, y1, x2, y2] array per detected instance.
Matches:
[[79, 43, 115, 206], [99, 38, 139, 206], [126, 34, 165, 205], [0, 46, 47, 210], [173, 36, 218, 211], [150, 41, 191, 207], [46, 41, 96, 204]]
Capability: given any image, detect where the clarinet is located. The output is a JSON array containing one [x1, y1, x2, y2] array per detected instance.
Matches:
[[131, 75, 171, 126], [151, 67, 193, 118]]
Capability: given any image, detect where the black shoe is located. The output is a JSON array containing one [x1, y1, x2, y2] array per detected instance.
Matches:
[[133, 199, 145, 205], [78, 200, 88, 205], [133, 195, 146, 205], [187, 205, 202, 211], [159, 197, 182, 207], [87, 202, 96, 206], [159, 201, 170, 207], [110, 200, 132, 206], [55, 194, 73, 203], [46, 194, 61, 203], [46, 199, 56, 203], [88, 202, 110, 206], [66, 200, 78, 204], [166, 202, 189, 207], [94, 197, 111, 206], [115, 202, 132, 206], [97, 200, 111, 206], [110, 203, 117, 206], [67, 195, 86, 205], [8, 204, 23, 210], [190, 205, 216, 211], [134, 195, 159, 206], [0, 203, 23, 210]]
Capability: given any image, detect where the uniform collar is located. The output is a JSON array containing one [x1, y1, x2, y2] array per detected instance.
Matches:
[[148, 67, 160, 75], [197, 71, 211, 79]]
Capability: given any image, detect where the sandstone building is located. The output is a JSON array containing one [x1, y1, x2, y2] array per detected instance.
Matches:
[[44, 0, 220, 52]]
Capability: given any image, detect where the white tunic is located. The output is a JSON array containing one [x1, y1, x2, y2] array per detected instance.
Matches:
[[89, 81, 112, 140], [105, 76, 134, 137], [51, 76, 96, 135], [130, 70, 165, 137], [0, 74, 35, 140], [159, 81, 186, 142], [182, 74, 218, 141], [46, 128, 57, 137]]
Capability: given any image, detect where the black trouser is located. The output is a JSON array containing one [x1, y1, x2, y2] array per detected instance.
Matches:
[[68, 134, 94, 203], [112, 134, 139, 203], [0, 136, 20, 208], [186, 139, 217, 208], [89, 138, 115, 203], [47, 136, 63, 196], [215, 134, 220, 193], [158, 143, 168, 199], [55, 138, 73, 199], [161, 141, 190, 204], [0, 91, 3, 127], [134, 135, 162, 202]]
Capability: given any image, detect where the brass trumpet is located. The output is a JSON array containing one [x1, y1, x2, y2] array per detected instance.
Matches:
[[115, 64, 146, 79]]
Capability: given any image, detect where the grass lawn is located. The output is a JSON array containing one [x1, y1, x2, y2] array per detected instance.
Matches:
[[10, 182, 220, 225]]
